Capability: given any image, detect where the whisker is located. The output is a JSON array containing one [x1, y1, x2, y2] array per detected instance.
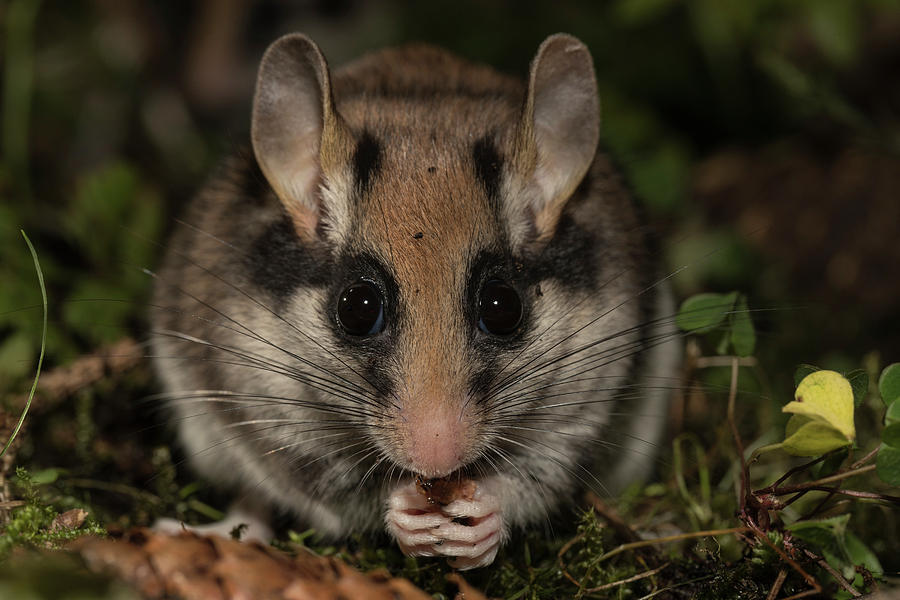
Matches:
[[141, 224, 399, 407], [151, 329, 386, 412], [145, 390, 378, 423]]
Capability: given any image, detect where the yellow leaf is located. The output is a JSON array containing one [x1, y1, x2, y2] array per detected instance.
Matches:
[[783, 370, 855, 441]]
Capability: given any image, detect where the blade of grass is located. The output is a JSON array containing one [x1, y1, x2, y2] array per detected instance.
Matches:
[[0, 230, 47, 458]]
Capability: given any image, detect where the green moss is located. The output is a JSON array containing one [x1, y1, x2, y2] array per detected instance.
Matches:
[[0, 468, 106, 560]]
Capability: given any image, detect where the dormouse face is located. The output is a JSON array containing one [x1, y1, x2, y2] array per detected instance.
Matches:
[[249, 35, 645, 480], [324, 125, 527, 478]]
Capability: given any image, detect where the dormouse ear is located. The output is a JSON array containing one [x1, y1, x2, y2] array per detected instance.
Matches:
[[251, 34, 353, 238], [512, 34, 600, 241]]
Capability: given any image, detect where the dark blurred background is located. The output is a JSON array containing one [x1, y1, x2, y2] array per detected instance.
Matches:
[[1, 0, 899, 394]]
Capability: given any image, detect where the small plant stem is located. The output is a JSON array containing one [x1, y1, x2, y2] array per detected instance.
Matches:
[[805, 549, 861, 597], [781, 589, 824, 600], [66, 478, 163, 505], [765, 569, 788, 600], [849, 446, 879, 470], [582, 562, 670, 593], [1, 232, 47, 459], [586, 493, 643, 544], [747, 520, 820, 592], [593, 527, 749, 563], [726, 357, 750, 512], [557, 533, 584, 588], [695, 356, 757, 368], [790, 487, 900, 503], [766, 452, 835, 490], [761, 465, 876, 495], [798, 489, 834, 519], [8, 338, 142, 414]]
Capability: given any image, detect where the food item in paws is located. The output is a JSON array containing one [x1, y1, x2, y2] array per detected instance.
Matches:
[[415, 476, 477, 506]]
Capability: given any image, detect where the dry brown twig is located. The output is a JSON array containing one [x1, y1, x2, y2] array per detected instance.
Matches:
[[766, 568, 789, 600]]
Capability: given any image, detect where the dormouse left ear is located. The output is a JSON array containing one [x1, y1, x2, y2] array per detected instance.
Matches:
[[251, 34, 354, 241], [511, 34, 600, 242]]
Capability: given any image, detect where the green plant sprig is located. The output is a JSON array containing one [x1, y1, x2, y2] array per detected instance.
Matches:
[[677, 292, 899, 597], [0, 231, 46, 459]]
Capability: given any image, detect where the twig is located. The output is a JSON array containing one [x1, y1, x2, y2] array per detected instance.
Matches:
[[557, 533, 584, 588], [786, 487, 900, 503], [782, 490, 810, 508], [594, 527, 750, 563], [66, 478, 163, 505], [766, 569, 788, 600], [780, 589, 823, 600], [582, 562, 670, 593], [586, 492, 644, 544], [726, 356, 752, 517], [760, 465, 876, 495], [766, 452, 836, 490], [798, 489, 835, 519], [747, 520, 820, 592], [849, 446, 880, 470], [695, 356, 757, 368], [8, 337, 143, 414], [805, 549, 861, 597]]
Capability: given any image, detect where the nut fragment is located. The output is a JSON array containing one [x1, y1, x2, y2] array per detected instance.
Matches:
[[50, 508, 89, 533], [415, 476, 476, 505]]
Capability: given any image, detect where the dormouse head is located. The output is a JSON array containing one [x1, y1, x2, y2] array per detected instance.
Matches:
[[249, 33, 623, 480]]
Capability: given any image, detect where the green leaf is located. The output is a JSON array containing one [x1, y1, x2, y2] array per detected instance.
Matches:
[[879, 363, 900, 406], [883, 423, 900, 448], [886, 399, 900, 426], [30, 468, 62, 485], [791, 514, 883, 583], [844, 531, 883, 576], [787, 514, 850, 571], [793, 364, 820, 388], [785, 370, 856, 441], [812, 447, 849, 479], [675, 292, 737, 333], [875, 444, 900, 486], [781, 416, 853, 457], [729, 294, 755, 356], [844, 369, 868, 409]]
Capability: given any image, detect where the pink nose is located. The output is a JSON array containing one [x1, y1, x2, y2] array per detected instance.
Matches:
[[406, 405, 466, 478]]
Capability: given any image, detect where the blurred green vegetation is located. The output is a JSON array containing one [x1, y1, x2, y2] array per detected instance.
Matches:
[[1, 0, 899, 597]]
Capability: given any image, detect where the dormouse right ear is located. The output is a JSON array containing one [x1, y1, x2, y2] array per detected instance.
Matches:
[[251, 34, 353, 239]]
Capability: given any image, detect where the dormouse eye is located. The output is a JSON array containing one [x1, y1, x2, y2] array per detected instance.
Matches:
[[337, 281, 385, 336], [478, 279, 523, 336]]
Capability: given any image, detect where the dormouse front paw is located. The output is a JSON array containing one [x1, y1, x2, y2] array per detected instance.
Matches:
[[385, 480, 504, 570]]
